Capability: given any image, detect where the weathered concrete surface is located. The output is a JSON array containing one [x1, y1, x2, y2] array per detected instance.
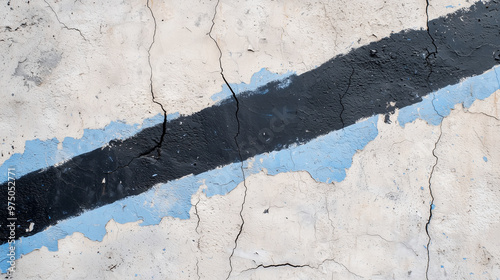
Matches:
[[0, 0, 483, 164], [427, 92, 500, 278], [0, 0, 158, 164], [10, 91, 500, 279], [1, 0, 499, 279], [4, 1, 500, 242], [209, 0, 429, 83]]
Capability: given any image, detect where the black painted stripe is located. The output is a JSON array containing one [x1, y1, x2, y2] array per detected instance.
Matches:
[[1, 1, 499, 243]]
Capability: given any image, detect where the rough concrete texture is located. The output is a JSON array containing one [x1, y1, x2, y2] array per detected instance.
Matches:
[[0, 0, 482, 163], [0, 0, 158, 165], [9, 91, 499, 279], [428, 94, 500, 278], [1, 0, 500, 279]]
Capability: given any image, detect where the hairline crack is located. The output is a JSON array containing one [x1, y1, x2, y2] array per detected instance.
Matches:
[[207, 1, 248, 279], [425, 94, 444, 280], [43, 0, 87, 41], [103, 0, 168, 176]]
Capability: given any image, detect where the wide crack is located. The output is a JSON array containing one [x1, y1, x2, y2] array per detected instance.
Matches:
[[424, 0, 438, 54], [423, 3, 441, 276], [425, 94, 444, 280], [207, 1, 248, 279], [424, 0, 438, 83]]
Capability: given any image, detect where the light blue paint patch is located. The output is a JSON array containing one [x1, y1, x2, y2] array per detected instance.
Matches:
[[0, 116, 378, 272], [201, 163, 244, 197], [398, 93, 443, 126], [205, 118, 378, 194], [0, 172, 205, 272], [483, 156, 488, 162], [431, 204, 435, 210], [0, 163, 243, 271], [0, 138, 59, 181], [210, 68, 295, 103], [0, 113, 168, 184], [398, 66, 500, 127], [445, 5, 455, 8], [205, 118, 378, 195], [243, 116, 379, 184]]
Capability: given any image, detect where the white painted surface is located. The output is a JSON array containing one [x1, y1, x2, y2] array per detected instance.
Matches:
[[2, 0, 499, 279], [11, 92, 500, 278], [0, 0, 480, 163]]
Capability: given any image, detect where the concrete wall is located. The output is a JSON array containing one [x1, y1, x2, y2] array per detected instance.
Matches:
[[1, 0, 499, 279]]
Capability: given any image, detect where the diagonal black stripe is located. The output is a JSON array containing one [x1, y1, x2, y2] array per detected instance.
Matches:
[[1, 1, 499, 243]]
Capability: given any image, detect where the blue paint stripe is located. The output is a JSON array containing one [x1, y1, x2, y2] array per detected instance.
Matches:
[[210, 68, 294, 102]]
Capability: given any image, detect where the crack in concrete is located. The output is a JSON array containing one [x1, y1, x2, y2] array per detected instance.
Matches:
[[450, 42, 500, 58], [424, 0, 438, 83], [146, 0, 168, 157], [325, 197, 336, 235], [240, 258, 364, 278], [339, 66, 355, 128], [43, 0, 87, 41], [103, 1, 168, 176], [465, 110, 500, 121], [425, 95, 444, 280], [196, 259, 201, 280], [320, 1, 339, 51], [103, 145, 159, 175], [243, 262, 313, 271], [361, 233, 418, 257], [207, 1, 248, 279], [193, 197, 201, 278], [193, 198, 201, 235], [331, 259, 364, 279], [424, 0, 438, 56]]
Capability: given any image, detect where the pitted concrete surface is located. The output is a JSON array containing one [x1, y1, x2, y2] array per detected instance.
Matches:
[[1, 0, 499, 279]]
